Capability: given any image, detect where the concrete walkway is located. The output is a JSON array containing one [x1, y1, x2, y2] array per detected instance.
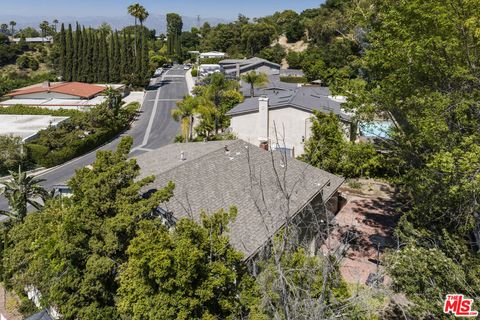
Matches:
[[185, 69, 195, 96]]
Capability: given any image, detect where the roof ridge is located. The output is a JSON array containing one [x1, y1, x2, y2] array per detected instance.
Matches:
[[148, 140, 242, 177]]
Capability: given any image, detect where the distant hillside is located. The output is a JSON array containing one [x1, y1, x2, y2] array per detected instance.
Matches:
[[0, 14, 230, 34]]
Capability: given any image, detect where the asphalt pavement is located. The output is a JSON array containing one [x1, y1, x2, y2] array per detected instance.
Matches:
[[0, 65, 188, 211]]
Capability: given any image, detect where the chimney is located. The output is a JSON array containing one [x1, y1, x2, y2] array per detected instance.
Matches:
[[42, 80, 50, 88], [258, 96, 269, 142], [236, 63, 240, 78], [180, 151, 186, 161]]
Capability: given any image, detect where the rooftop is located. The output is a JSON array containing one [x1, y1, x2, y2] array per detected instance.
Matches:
[[220, 57, 281, 73], [135, 140, 344, 259], [0, 115, 69, 141], [228, 84, 350, 121], [7, 82, 106, 99]]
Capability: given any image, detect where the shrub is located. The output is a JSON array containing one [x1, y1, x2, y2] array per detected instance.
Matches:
[[26, 143, 49, 164], [191, 68, 198, 77], [280, 76, 308, 83], [29, 58, 39, 70], [0, 105, 80, 117], [16, 55, 31, 69]]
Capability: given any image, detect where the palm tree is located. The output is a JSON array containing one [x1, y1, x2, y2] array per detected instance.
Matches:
[[0, 169, 48, 223], [39, 20, 50, 39], [138, 7, 149, 28], [128, 3, 144, 55], [52, 19, 59, 33], [9, 21, 16, 36], [241, 71, 269, 97], [171, 96, 199, 142]]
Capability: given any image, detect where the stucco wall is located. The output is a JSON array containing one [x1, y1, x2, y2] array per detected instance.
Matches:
[[12, 92, 83, 100], [230, 107, 312, 155]]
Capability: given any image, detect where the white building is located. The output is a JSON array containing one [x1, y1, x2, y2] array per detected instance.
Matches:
[[1, 81, 126, 111], [220, 57, 281, 77], [227, 85, 351, 156], [198, 64, 223, 77], [199, 51, 226, 59]]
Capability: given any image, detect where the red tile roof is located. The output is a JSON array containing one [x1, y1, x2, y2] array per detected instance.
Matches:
[[7, 82, 106, 99]]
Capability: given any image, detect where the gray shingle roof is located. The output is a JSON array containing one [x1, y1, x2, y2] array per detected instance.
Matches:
[[220, 57, 281, 74], [135, 140, 344, 259], [228, 85, 350, 121], [26, 310, 53, 320]]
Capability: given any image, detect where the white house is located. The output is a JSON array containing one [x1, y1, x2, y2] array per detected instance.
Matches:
[[199, 51, 226, 59], [1, 81, 126, 111], [227, 85, 351, 157], [220, 57, 280, 77]]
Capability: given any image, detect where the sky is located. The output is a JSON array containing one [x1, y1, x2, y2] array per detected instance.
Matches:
[[2, 0, 324, 19]]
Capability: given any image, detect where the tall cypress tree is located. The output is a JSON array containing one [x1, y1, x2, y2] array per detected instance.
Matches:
[[72, 23, 80, 81], [59, 24, 66, 79], [80, 27, 88, 82], [75, 25, 83, 81], [100, 32, 109, 82], [120, 31, 128, 79], [109, 32, 116, 82], [86, 29, 94, 83], [141, 30, 149, 81], [113, 31, 121, 82], [65, 24, 74, 82], [92, 31, 99, 82]]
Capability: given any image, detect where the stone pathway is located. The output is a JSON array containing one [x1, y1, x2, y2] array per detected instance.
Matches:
[[321, 192, 400, 285]]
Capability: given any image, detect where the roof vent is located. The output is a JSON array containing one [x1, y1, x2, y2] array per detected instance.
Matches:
[[180, 151, 186, 161]]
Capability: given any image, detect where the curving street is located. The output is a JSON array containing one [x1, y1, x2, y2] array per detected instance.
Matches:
[[0, 65, 188, 212]]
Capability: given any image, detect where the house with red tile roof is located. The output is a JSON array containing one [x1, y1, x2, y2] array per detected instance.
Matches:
[[7, 81, 106, 100], [1, 81, 126, 111]]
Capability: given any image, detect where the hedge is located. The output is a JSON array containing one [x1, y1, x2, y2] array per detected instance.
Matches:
[[280, 76, 308, 83], [0, 105, 80, 117]]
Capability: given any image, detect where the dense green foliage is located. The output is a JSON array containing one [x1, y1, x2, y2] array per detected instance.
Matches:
[[117, 208, 256, 320], [56, 23, 150, 86], [321, 0, 480, 317], [304, 112, 385, 178], [26, 97, 139, 168], [5, 137, 175, 319], [0, 105, 80, 117], [279, 76, 308, 83], [0, 136, 25, 176]]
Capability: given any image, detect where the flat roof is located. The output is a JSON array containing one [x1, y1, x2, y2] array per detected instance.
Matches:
[[0, 96, 106, 107], [0, 115, 69, 141]]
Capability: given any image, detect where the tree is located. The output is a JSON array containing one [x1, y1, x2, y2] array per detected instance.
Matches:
[[0, 136, 24, 175], [127, 3, 147, 56], [117, 208, 256, 320], [166, 13, 183, 57], [304, 112, 346, 174], [241, 23, 276, 56], [0, 169, 48, 223], [5, 137, 174, 319], [241, 71, 268, 97], [285, 18, 304, 43], [9, 21, 16, 36], [0, 24, 8, 35], [339, 0, 480, 316], [52, 19, 59, 33], [39, 21, 50, 39], [171, 95, 198, 142]]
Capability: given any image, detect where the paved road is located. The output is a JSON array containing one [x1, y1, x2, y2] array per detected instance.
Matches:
[[0, 65, 188, 211]]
